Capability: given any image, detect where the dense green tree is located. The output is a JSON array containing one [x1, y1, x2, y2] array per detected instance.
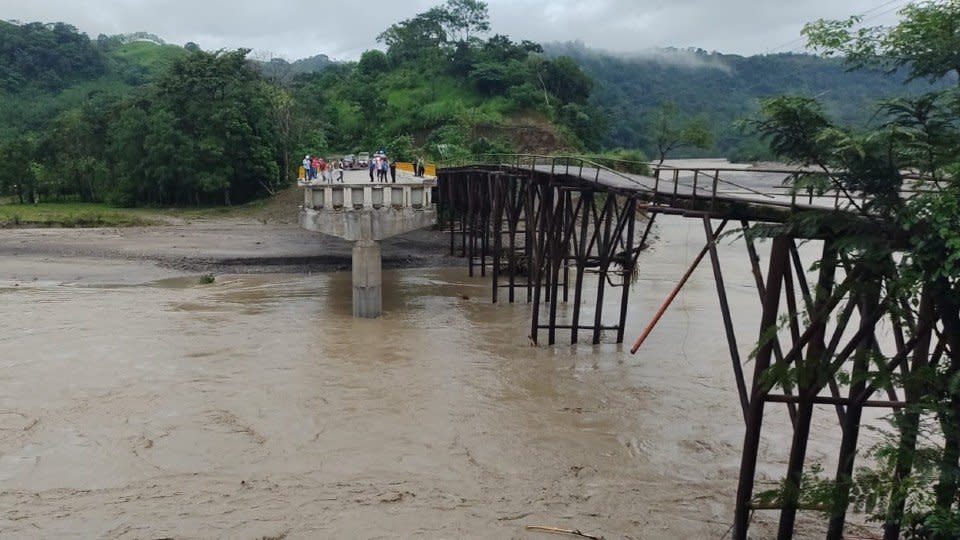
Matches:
[[440, 0, 490, 43], [0, 135, 37, 203], [650, 101, 713, 164], [143, 49, 279, 205], [377, 8, 448, 65], [548, 41, 948, 158], [803, 0, 960, 83], [0, 21, 106, 91], [539, 56, 592, 106]]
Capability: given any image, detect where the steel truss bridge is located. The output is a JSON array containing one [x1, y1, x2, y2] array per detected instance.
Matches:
[[436, 155, 951, 540]]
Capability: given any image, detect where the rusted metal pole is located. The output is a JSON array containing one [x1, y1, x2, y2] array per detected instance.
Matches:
[[449, 203, 456, 256], [671, 168, 680, 206], [788, 241, 846, 425], [542, 187, 555, 305], [883, 291, 935, 540], [548, 188, 563, 345], [530, 183, 546, 344], [467, 178, 476, 277], [826, 275, 880, 540], [562, 191, 572, 304], [480, 181, 489, 278], [733, 236, 790, 540], [507, 178, 518, 303], [593, 195, 615, 345], [525, 182, 536, 303], [616, 198, 638, 344], [703, 216, 748, 421], [742, 222, 798, 425], [777, 241, 838, 540], [460, 190, 467, 258], [571, 192, 591, 344], [630, 220, 728, 355], [491, 176, 503, 304]]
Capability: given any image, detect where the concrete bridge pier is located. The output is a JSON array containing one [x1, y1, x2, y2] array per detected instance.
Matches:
[[300, 175, 436, 319], [352, 239, 382, 318]]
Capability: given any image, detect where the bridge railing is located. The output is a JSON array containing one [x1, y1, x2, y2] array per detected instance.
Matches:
[[649, 165, 857, 212], [443, 153, 655, 188], [441, 153, 931, 215]]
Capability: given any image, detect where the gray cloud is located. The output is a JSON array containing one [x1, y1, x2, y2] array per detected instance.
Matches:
[[0, 0, 907, 60]]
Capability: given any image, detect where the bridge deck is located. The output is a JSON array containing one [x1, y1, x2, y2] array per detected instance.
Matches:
[[440, 155, 906, 227]]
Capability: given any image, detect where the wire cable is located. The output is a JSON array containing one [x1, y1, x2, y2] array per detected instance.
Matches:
[[763, 0, 909, 54]]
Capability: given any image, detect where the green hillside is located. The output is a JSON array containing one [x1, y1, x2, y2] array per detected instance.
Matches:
[[544, 42, 950, 159], [259, 54, 334, 83], [110, 41, 188, 72], [0, 2, 595, 207], [1, 1, 955, 208], [0, 22, 187, 138]]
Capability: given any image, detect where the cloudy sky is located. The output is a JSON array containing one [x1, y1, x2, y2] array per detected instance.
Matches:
[[1, 0, 907, 61]]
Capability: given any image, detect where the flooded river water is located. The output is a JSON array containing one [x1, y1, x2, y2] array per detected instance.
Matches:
[[0, 218, 875, 538]]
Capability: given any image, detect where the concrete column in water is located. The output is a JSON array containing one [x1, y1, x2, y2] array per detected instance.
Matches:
[[352, 239, 382, 318]]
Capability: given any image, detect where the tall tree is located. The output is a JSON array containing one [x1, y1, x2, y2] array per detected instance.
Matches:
[[651, 101, 713, 165], [803, 0, 960, 83], [0, 135, 36, 204], [441, 0, 490, 43]]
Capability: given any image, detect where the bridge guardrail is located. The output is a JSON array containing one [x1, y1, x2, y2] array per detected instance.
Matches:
[[439, 153, 931, 216]]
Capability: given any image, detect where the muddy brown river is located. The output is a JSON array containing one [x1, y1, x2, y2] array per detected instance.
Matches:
[[0, 218, 878, 538]]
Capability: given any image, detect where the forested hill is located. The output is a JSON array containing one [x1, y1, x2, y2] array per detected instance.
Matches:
[[0, 21, 187, 138], [2, 5, 953, 209], [258, 54, 334, 83], [0, 4, 600, 207], [545, 42, 951, 159]]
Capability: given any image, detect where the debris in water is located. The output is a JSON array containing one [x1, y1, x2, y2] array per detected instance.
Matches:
[[526, 525, 605, 540]]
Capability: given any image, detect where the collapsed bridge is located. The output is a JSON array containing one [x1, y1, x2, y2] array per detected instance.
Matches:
[[434, 155, 949, 540]]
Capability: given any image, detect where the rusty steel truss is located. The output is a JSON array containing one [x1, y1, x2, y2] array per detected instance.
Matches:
[[438, 170, 651, 345], [436, 155, 957, 540]]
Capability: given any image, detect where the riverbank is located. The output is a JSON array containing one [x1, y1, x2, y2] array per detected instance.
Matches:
[[0, 184, 464, 277], [0, 184, 309, 229]]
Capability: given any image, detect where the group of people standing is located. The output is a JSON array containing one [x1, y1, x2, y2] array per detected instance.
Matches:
[[299, 151, 430, 184], [369, 152, 396, 183], [302, 155, 344, 183]]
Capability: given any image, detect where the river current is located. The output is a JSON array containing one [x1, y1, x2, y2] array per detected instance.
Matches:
[[0, 218, 876, 538]]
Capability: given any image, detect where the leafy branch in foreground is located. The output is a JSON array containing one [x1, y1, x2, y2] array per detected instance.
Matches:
[[742, 3, 960, 538]]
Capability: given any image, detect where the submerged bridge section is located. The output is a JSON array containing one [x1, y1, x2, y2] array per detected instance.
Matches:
[[435, 155, 948, 540], [300, 173, 436, 317]]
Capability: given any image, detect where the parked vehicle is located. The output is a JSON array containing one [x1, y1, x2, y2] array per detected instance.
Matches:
[[342, 154, 357, 169], [357, 152, 370, 168]]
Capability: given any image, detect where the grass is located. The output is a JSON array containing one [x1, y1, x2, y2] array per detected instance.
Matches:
[[0, 187, 301, 228], [0, 203, 161, 228], [111, 42, 188, 72], [0, 202, 248, 228]]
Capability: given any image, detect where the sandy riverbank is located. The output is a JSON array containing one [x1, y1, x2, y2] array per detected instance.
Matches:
[[0, 218, 459, 281]]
